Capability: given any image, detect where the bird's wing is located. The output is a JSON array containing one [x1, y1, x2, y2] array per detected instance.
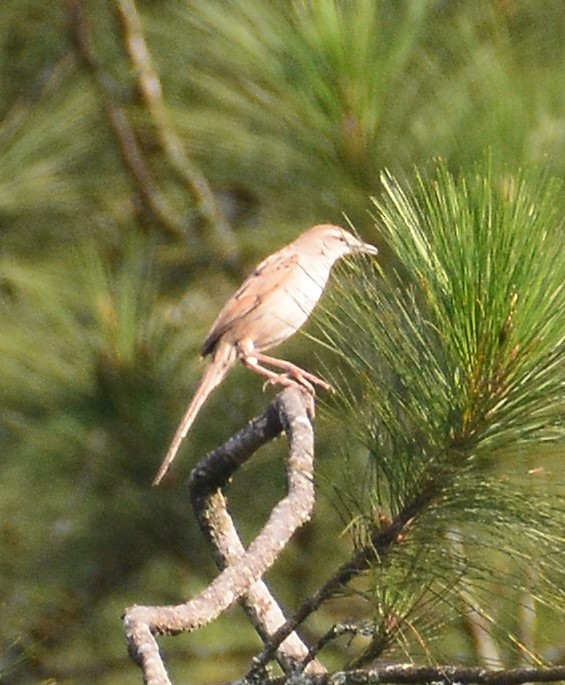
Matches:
[[202, 247, 299, 356]]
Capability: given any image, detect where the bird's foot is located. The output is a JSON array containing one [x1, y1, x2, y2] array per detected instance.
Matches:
[[261, 375, 316, 418], [251, 352, 334, 393], [262, 371, 335, 400], [262, 373, 314, 394]]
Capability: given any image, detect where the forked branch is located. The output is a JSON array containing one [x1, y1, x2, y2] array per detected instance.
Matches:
[[124, 387, 321, 684]]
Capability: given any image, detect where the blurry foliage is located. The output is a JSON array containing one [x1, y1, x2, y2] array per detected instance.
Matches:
[[0, 0, 564, 683]]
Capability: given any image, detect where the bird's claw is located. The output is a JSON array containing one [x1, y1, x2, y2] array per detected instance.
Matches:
[[262, 373, 314, 394], [262, 374, 290, 392], [261, 375, 317, 419]]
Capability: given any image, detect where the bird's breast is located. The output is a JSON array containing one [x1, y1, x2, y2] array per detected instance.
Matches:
[[248, 259, 332, 351]]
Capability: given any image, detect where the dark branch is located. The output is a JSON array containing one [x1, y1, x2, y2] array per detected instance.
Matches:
[[249, 478, 440, 674], [259, 664, 565, 685]]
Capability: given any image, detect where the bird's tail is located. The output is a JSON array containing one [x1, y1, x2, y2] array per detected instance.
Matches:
[[152, 341, 238, 485]]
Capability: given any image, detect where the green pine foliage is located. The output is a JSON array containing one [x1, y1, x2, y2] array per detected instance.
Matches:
[[320, 160, 564, 664]]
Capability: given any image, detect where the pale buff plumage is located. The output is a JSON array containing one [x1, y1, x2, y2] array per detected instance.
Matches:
[[153, 224, 378, 485]]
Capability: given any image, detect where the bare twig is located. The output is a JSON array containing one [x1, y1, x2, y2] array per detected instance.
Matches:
[[255, 664, 565, 685], [114, 0, 238, 260], [124, 387, 319, 684], [297, 623, 369, 673], [67, 0, 184, 238]]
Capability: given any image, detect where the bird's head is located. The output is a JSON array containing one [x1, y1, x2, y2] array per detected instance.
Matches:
[[297, 224, 379, 261]]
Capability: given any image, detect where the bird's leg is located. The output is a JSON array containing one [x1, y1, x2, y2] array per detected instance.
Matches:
[[252, 352, 334, 392], [237, 338, 330, 395], [242, 355, 318, 395], [263, 373, 315, 395], [241, 355, 317, 418], [241, 355, 306, 391]]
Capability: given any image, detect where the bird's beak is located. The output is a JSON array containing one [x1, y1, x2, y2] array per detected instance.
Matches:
[[353, 241, 379, 256]]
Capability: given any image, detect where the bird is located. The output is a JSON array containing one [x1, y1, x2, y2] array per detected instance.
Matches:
[[153, 224, 378, 485]]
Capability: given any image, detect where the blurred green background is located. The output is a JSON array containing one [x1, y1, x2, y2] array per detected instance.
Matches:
[[0, 1, 564, 683]]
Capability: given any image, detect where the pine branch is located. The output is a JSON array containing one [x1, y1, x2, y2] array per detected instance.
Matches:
[[114, 0, 239, 261], [248, 475, 441, 676], [313, 160, 565, 664], [67, 0, 184, 238]]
